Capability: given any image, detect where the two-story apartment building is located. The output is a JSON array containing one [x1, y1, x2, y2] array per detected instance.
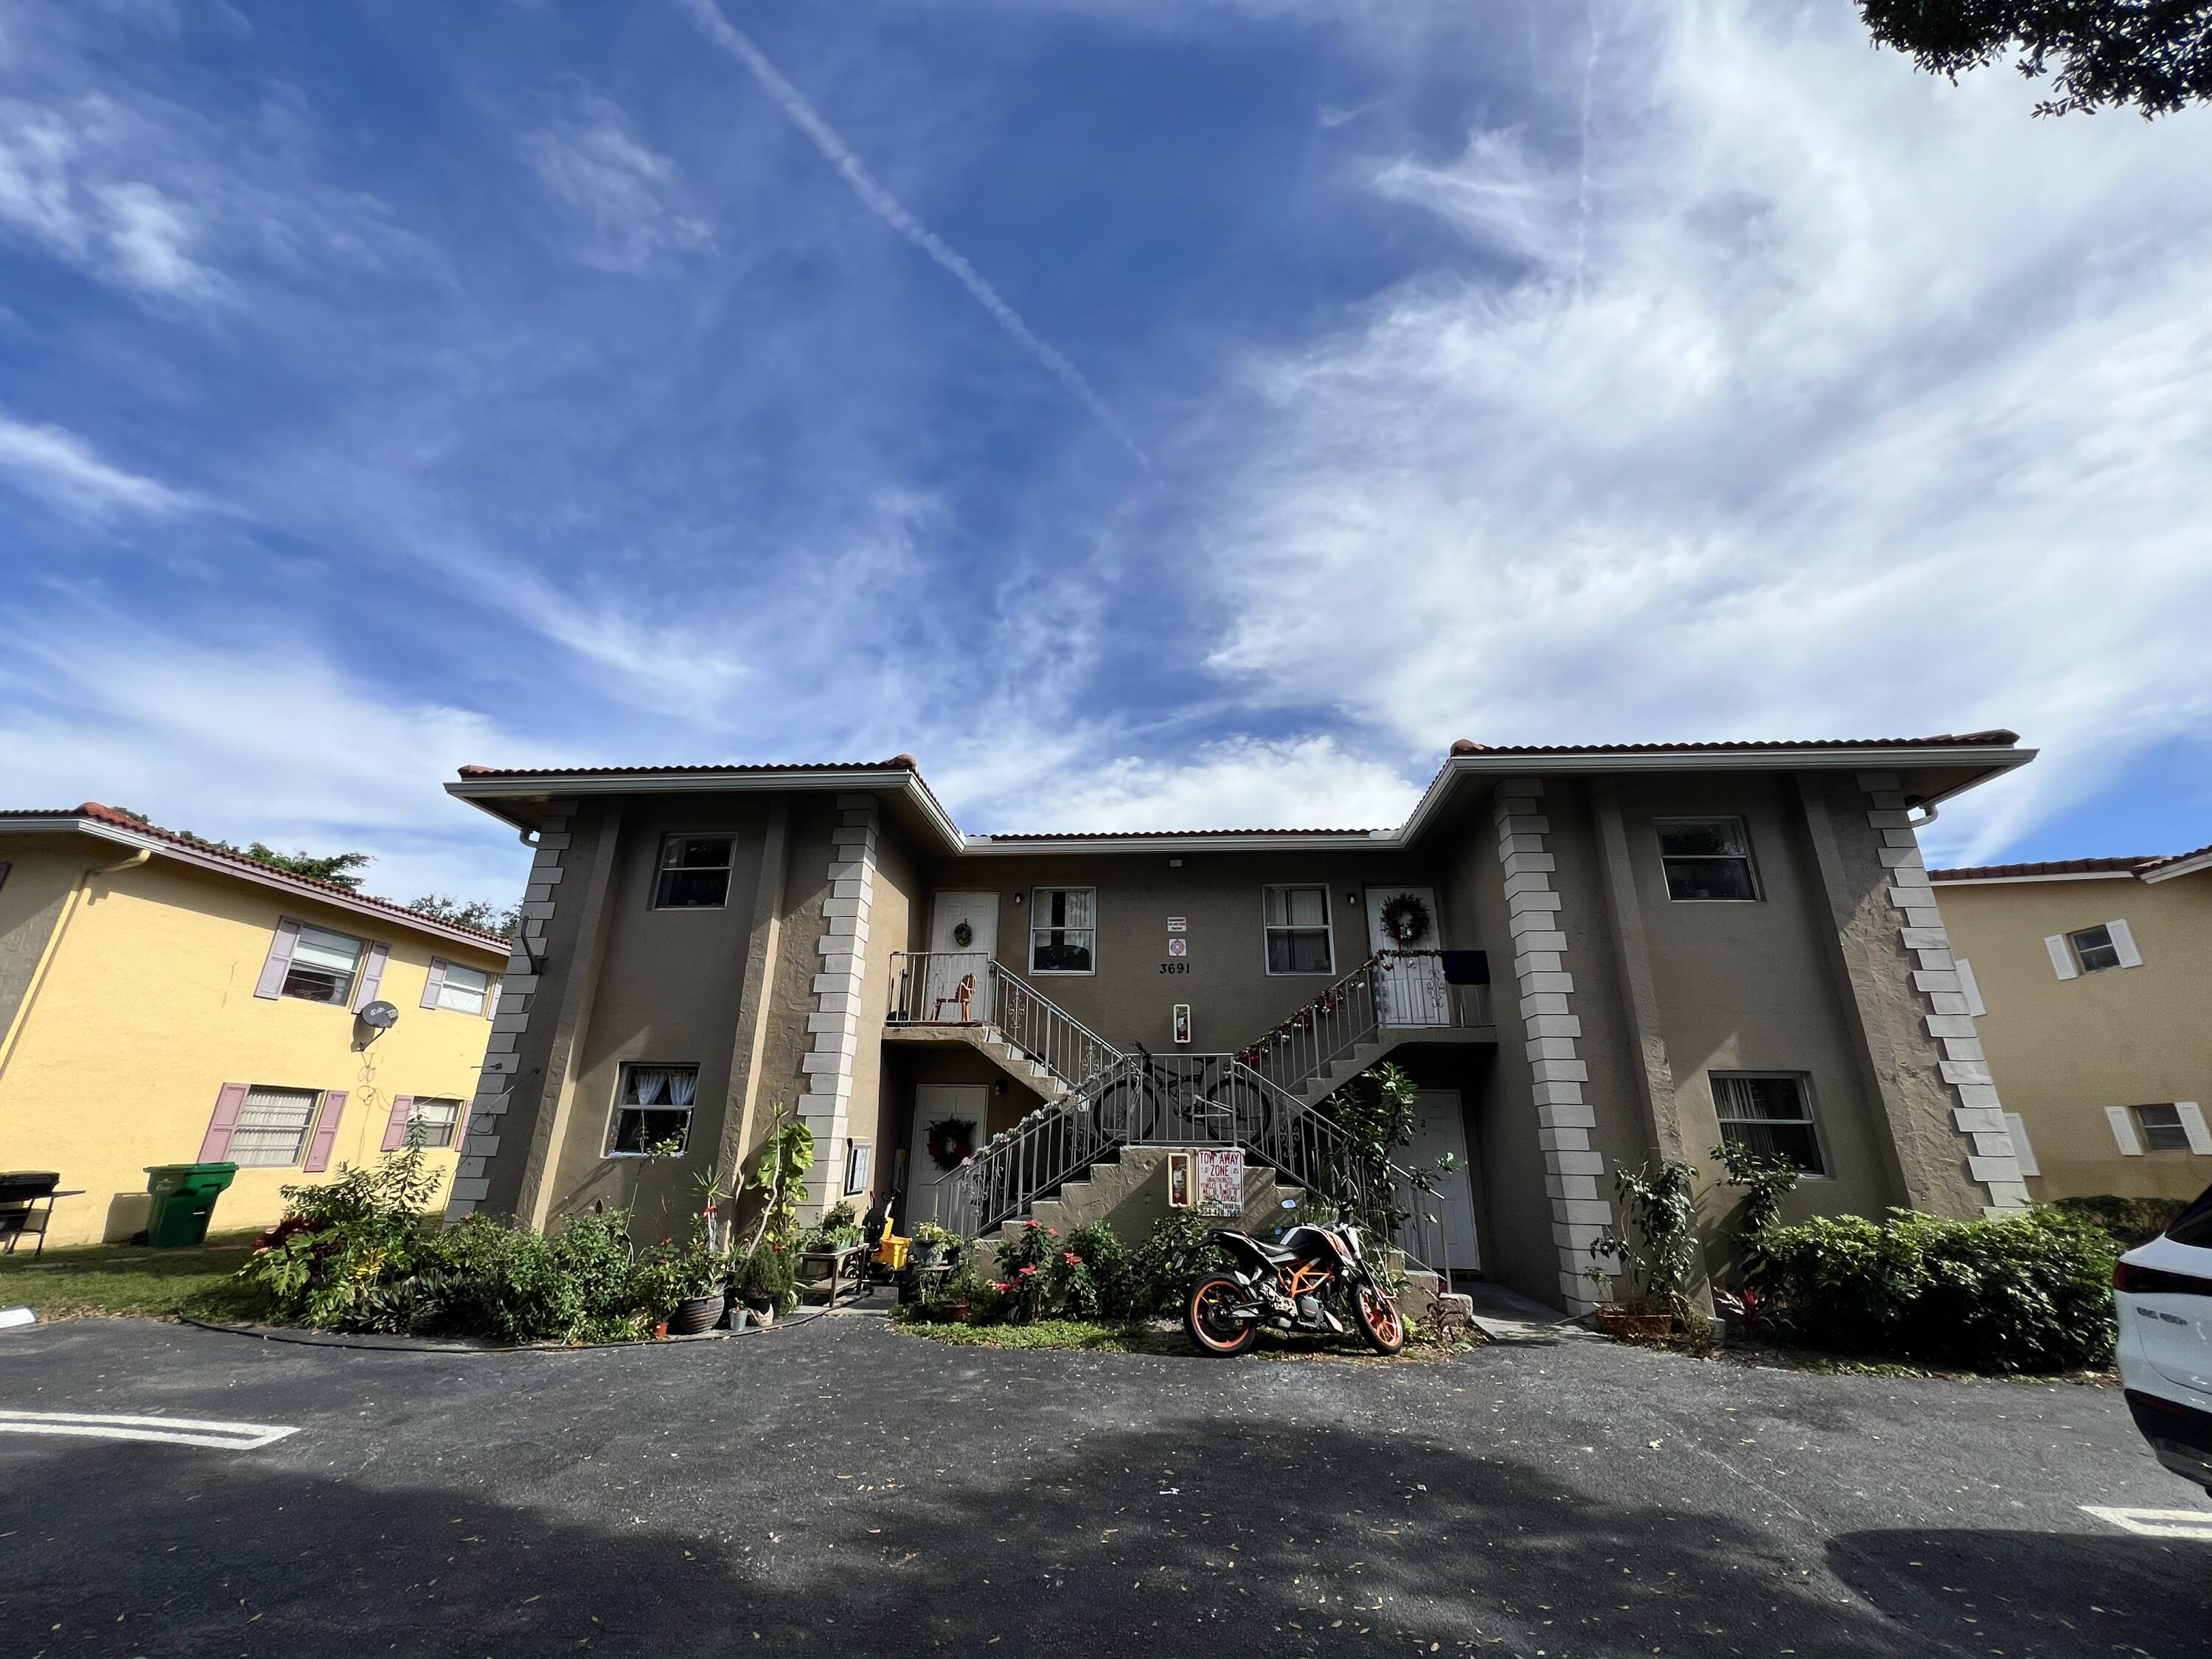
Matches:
[[1930, 845, 2212, 1203], [0, 803, 509, 1248], [443, 731, 2039, 1315]]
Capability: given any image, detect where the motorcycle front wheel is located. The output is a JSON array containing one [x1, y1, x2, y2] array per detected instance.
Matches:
[[1184, 1273, 1259, 1357], [1351, 1281, 1405, 1355]]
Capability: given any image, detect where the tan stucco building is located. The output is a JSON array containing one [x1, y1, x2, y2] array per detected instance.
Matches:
[[0, 804, 509, 1248], [1930, 846, 2212, 1203], [444, 731, 2044, 1315]]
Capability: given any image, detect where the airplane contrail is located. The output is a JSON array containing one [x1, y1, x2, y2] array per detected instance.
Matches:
[[673, 0, 1152, 470]]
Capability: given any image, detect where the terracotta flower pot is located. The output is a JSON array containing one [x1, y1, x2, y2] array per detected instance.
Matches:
[[943, 1300, 971, 1324]]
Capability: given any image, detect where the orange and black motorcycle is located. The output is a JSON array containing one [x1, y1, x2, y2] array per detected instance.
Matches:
[[1183, 1219, 1405, 1357]]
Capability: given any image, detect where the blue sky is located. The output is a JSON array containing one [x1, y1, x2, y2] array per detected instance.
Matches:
[[4, 0, 2209, 911]]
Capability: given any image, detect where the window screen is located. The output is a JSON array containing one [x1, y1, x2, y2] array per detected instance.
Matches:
[[1264, 886, 1333, 973], [1658, 818, 1759, 902], [282, 926, 365, 1005], [231, 1086, 322, 1167], [653, 836, 734, 909], [1712, 1072, 1824, 1175]]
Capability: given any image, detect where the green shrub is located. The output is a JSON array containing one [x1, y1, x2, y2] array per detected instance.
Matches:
[[2045, 1194, 2187, 1249], [1062, 1222, 1137, 1320], [1130, 1210, 1230, 1315], [1748, 1207, 2118, 1373]]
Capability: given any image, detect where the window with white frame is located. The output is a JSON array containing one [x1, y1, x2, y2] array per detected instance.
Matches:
[[1657, 818, 1760, 902], [607, 1064, 699, 1155], [282, 925, 366, 1005], [231, 1085, 324, 1167], [652, 835, 734, 910], [2134, 1104, 2197, 1154], [2069, 924, 2122, 973], [1029, 888, 1096, 974], [1263, 885, 1334, 974], [434, 961, 493, 1015], [1711, 1072, 1825, 1175], [407, 1096, 464, 1150]]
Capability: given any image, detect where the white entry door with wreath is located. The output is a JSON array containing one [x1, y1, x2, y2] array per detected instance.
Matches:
[[907, 1083, 988, 1228], [925, 892, 998, 1025], [1365, 886, 1449, 1028]]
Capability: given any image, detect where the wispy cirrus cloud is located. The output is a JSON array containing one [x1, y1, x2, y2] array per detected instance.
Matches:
[[0, 94, 222, 299], [1186, 0, 2212, 865], [520, 86, 712, 272], [0, 412, 195, 518]]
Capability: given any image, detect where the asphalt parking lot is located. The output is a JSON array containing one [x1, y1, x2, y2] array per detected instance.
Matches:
[[2, 1310, 2207, 1658]]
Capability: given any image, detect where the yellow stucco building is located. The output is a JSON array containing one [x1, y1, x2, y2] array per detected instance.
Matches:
[[0, 802, 510, 1249], [1931, 843, 2212, 1203]]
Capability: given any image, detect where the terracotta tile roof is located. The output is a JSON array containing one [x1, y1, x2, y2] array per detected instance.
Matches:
[[0, 802, 512, 951], [1930, 855, 2157, 881], [455, 757, 919, 779], [2138, 840, 2212, 876], [1444, 729, 2020, 757]]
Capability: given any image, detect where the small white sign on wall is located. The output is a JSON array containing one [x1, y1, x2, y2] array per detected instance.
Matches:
[[1167, 936, 1187, 958], [1166, 917, 1186, 933]]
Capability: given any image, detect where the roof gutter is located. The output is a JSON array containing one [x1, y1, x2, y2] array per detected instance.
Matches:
[[447, 769, 970, 857], [1394, 742, 2037, 849]]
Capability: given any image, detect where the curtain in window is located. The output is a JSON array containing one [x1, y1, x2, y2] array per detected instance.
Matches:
[[1056, 889, 1093, 929], [668, 1071, 697, 1107], [630, 1069, 669, 1105]]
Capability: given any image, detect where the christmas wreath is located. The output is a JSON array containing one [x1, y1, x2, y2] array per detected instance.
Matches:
[[1377, 891, 1432, 947], [951, 919, 974, 948], [926, 1116, 978, 1172]]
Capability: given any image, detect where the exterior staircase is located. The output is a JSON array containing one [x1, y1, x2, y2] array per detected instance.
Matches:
[[889, 947, 1486, 1280]]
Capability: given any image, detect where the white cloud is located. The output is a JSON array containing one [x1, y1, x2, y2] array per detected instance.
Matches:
[[520, 88, 711, 272], [1180, 0, 2212, 866], [0, 618, 538, 907], [0, 413, 195, 518], [945, 735, 1420, 835], [0, 94, 221, 297]]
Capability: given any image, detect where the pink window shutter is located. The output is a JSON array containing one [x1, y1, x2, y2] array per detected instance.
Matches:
[[420, 957, 448, 1009], [303, 1091, 349, 1172], [254, 919, 303, 999], [352, 942, 390, 1012], [199, 1083, 250, 1161], [381, 1095, 415, 1153]]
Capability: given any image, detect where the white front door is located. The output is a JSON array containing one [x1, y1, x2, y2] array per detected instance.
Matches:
[[1399, 1089, 1480, 1271], [925, 892, 999, 1024], [908, 1084, 989, 1229], [1365, 885, 1447, 1026]]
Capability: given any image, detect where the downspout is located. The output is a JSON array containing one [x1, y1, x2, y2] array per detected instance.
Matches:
[[0, 846, 152, 1088]]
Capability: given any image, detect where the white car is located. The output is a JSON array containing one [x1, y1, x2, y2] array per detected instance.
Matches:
[[2114, 1183, 2212, 1495]]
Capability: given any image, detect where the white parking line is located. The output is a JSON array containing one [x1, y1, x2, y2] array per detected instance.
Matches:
[[2081, 1505, 2212, 1541], [0, 1410, 299, 1450]]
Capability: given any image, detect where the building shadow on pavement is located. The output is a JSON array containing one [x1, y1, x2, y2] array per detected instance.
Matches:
[[7, 1419, 2208, 1657], [1832, 1527, 2212, 1657]]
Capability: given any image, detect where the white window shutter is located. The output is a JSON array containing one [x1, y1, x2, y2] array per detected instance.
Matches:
[[420, 957, 448, 1010], [2106, 1105, 2143, 1155], [2045, 936, 2078, 980], [2177, 1102, 2212, 1156], [1955, 957, 1986, 1017], [2003, 1113, 2039, 1177], [2107, 918, 2143, 968]]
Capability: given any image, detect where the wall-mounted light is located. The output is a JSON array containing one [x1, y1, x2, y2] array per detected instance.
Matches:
[[1012, 892, 1024, 905], [1346, 891, 1359, 905]]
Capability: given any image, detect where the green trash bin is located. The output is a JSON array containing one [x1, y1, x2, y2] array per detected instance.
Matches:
[[143, 1162, 239, 1248]]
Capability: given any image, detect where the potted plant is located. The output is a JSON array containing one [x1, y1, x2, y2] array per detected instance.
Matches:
[[936, 1265, 988, 1324], [731, 1241, 796, 1324], [1585, 1158, 1700, 1341]]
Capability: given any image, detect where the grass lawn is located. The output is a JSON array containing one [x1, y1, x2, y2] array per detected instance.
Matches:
[[0, 1233, 268, 1321], [891, 1311, 1482, 1360]]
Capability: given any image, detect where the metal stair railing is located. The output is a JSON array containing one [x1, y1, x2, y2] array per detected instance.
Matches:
[[938, 1049, 1451, 1279], [1239, 950, 1488, 1102], [888, 950, 1122, 1097]]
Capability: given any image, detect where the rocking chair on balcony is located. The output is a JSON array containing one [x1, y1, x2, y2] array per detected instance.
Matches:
[[931, 973, 976, 1024]]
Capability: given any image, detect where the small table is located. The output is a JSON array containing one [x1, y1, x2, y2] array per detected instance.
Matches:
[[796, 1243, 870, 1307], [0, 1187, 83, 1258]]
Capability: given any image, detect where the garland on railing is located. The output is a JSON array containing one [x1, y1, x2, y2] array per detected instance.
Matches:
[[1236, 971, 1374, 1068]]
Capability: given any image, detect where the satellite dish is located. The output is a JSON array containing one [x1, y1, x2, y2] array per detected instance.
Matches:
[[358, 1001, 400, 1031]]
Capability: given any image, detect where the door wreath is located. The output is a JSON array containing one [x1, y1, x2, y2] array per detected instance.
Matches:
[[950, 920, 974, 948], [1377, 892, 1432, 947], [926, 1117, 978, 1172]]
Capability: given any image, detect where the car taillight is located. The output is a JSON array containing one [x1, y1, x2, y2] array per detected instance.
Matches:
[[2115, 1259, 2212, 1298]]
